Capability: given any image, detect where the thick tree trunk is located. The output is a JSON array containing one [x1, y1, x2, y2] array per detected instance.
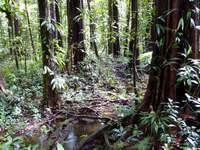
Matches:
[[140, 0, 181, 111], [181, 0, 200, 97], [192, 1, 200, 96], [38, 0, 60, 108], [67, 0, 85, 69]]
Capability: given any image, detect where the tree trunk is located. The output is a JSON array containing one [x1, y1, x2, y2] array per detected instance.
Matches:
[[108, 0, 113, 54], [112, 0, 120, 57], [180, 0, 200, 97], [55, 0, 63, 47], [13, 16, 20, 69], [66, 0, 85, 69], [144, 0, 154, 52], [108, 0, 120, 57], [129, 0, 139, 92], [191, 1, 200, 58], [5, 11, 21, 70], [24, 0, 36, 57], [124, 0, 131, 57], [192, 1, 200, 96], [140, 0, 181, 111], [38, 0, 60, 108], [87, 0, 99, 58]]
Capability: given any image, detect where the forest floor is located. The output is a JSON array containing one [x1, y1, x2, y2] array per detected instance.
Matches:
[[1, 56, 200, 149], [0, 56, 148, 149], [18, 60, 147, 149]]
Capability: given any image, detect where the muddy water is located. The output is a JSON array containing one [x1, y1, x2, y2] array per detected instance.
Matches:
[[64, 121, 103, 150], [25, 120, 103, 150]]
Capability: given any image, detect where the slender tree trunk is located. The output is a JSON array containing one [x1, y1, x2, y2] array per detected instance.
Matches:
[[2, 2, 21, 70], [55, 0, 63, 47], [24, 0, 36, 56], [1, 1, 25, 70], [66, 0, 85, 70], [6, 12, 20, 70], [38, 0, 60, 108], [87, 0, 99, 58], [144, 0, 154, 52], [7, 13, 14, 55], [108, 0, 120, 57], [112, 0, 120, 57], [124, 0, 131, 57], [108, 0, 113, 54], [14, 17, 21, 69], [191, 1, 200, 59], [129, 0, 139, 92]]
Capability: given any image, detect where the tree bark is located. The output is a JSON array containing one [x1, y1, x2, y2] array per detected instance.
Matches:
[[108, 0, 120, 57], [108, 0, 113, 54], [38, 0, 60, 108], [124, 0, 131, 57], [66, 0, 85, 69], [181, 0, 200, 97], [112, 0, 120, 57], [129, 0, 139, 92], [191, 1, 200, 58], [87, 0, 99, 58], [24, 0, 36, 57], [55, 0, 63, 47], [140, 0, 181, 111]]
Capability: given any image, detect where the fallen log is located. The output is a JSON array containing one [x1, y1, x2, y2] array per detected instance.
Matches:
[[77, 123, 114, 150], [66, 112, 112, 122], [76, 111, 141, 149]]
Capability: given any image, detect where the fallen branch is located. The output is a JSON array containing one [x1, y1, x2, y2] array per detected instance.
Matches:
[[76, 112, 140, 149], [66, 112, 112, 122], [77, 124, 113, 150]]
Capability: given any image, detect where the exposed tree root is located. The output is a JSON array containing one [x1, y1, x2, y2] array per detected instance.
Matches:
[[77, 124, 113, 150], [76, 110, 141, 149], [104, 132, 114, 149]]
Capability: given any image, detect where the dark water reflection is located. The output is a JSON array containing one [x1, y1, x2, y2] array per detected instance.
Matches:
[[64, 121, 103, 150], [25, 120, 103, 150]]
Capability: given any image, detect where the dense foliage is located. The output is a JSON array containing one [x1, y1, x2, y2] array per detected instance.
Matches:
[[0, 0, 199, 149]]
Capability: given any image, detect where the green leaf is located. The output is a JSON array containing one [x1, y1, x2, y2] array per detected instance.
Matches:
[[56, 143, 65, 150]]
